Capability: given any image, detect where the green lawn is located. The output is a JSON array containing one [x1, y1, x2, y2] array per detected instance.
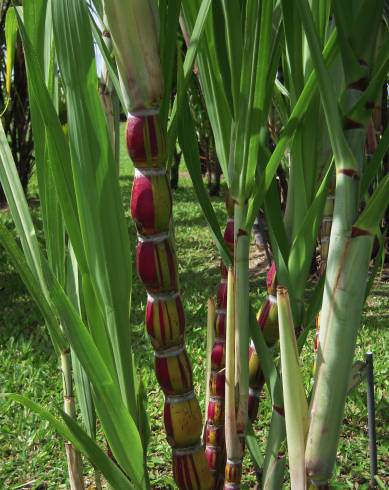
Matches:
[[0, 125, 388, 489]]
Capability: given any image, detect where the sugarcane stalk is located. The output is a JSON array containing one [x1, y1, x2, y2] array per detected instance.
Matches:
[[224, 267, 243, 489], [204, 194, 235, 488], [300, 1, 384, 481], [103, 2, 212, 487], [60, 350, 85, 490], [98, 16, 120, 168], [234, 203, 250, 439], [205, 297, 216, 425], [248, 263, 278, 423]]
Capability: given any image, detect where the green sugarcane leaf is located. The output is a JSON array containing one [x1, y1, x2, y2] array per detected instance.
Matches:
[[210, 1, 233, 116], [361, 126, 389, 197], [364, 227, 386, 301], [4, 394, 133, 490], [159, 0, 181, 129], [15, 10, 87, 272], [333, 0, 384, 85], [245, 28, 339, 231], [181, 0, 232, 183], [40, 257, 145, 488], [281, 0, 304, 101], [347, 35, 389, 126], [167, 0, 213, 161], [89, 12, 126, 113], [330, 2, 366, 84], [0, 221, 66, 353], [0, 118, 45, 286], [262, 411, 286, 489], [277, 287, 308, 490], [231, 0, 261, 200], [244, 0, 277, 201], [288, 160, 334, 298], [5, 6, 18, 96], [66, 248, 96, 440], [177, 67, 232, 267], [52, 0, 137, 417], [24, 0, 66, 287], [246, 421, 264, 470], [296, 0, 357, 172], [218, 0, 243, 117], [250, 8, 282, 160], [354, 174, 389, 235]]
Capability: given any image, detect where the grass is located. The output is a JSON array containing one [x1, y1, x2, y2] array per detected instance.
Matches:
[[0, 124, 388, 489]]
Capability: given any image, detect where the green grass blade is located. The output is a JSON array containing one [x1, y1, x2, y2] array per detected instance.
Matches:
[[5, 394, 133, 490]]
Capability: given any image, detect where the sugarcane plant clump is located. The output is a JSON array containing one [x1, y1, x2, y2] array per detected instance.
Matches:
[[1, 1, 389, 489]]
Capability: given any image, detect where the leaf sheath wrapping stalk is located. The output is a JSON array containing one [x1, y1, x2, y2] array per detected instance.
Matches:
[[277, 286, 308, 490]]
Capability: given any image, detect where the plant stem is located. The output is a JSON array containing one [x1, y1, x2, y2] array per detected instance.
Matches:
[[234, 202, 250, 437], [61, 350, 84, 490]]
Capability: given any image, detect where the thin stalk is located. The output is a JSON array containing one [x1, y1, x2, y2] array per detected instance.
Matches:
[[234, 206, 250, 437], [61, 350, 85, 490], [205, 296, 216, 426], [99, 14, 120, 168], [225, 267, 242, 476]]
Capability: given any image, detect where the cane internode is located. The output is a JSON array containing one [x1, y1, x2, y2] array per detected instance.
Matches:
[[145, 292, 185, 350]]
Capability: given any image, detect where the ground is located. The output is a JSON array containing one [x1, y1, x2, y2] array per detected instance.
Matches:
[[0, 126, 388, 489]]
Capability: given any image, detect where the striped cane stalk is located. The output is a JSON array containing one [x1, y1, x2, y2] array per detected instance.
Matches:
[[127, 111, 212, 490], [204, 193, 234, 488], [103, 2, 212, 488]]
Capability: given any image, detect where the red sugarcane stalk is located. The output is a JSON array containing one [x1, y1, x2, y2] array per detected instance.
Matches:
[[204, 194, 234, 489], [248, 262, 279, 423], [127, 112, 212, 490]]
